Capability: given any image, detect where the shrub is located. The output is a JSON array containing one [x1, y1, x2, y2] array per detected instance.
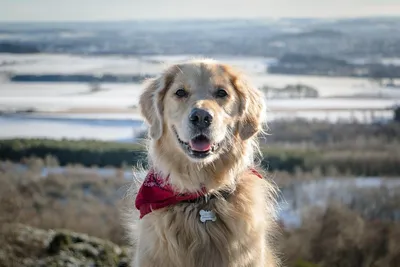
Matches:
[[1, 138, 400, 176]]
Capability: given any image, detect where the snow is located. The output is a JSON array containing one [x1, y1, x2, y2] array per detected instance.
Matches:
[[0, 115, 146, 141], [0, 53, 162, 75], [1, 53, 400, 140], [279, 177, 400, 227]]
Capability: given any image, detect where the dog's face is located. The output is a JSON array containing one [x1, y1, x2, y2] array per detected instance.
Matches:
[[140, 60, 265, 163]]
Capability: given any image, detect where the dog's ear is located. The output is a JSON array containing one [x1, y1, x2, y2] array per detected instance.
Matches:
[[229, 69, 266, 140], [139, 68, 176, 140]]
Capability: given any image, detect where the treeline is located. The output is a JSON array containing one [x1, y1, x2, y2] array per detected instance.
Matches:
[[0, 139, 147, 168], [0, 42, 40, 54], [260, 147, 400, 176], [1, 138, 400, 176], [268, 53, 400, 79], [9, 73, 152, 83], [265, 119, 400, 145]]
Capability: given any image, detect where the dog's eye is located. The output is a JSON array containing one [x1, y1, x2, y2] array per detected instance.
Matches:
[[215, 88, 228, 98], [175, 88, 188, 98]]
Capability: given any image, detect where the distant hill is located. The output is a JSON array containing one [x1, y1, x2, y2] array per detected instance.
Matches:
[[268, 53, 400, 79], [8, 73, 152, 83], [0, 42, 40, 53], [0, 18, 399, 58], [271, 29, 344, 40]]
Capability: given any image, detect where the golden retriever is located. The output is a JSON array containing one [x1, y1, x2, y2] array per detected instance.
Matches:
[[127, 59, 279, 267]]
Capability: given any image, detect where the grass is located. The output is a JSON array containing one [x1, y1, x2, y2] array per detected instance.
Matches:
[[0, 161, 130, 245], [1, 119, 400, 266], [1, 161, 399, 267], [1, 141, 400, 177], [2, 119, 400, 176], [280, 204, 400, 267]]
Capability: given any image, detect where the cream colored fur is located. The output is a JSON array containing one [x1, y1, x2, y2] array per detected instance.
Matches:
[[126, 60, 280, 267]]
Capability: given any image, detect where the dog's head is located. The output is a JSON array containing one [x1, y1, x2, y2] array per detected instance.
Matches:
[[140, 59, 265, 164]]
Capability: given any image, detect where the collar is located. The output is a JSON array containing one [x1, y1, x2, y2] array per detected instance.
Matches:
[[135, 168, 263, 219]]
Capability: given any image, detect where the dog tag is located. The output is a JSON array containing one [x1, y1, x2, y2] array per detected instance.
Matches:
[[199, 210, 217, 223]]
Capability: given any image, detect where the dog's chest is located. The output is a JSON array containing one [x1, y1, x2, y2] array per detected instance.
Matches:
[[136, 176, 272, 267], [153, 199, 261, 266]]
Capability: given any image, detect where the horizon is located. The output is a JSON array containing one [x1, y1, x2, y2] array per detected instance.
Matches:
[[0, 0, 400, 22], [0, 15, 399, 25]]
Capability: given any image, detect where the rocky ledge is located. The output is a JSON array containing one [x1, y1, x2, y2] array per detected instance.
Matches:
[[0, 224, 130, 267]]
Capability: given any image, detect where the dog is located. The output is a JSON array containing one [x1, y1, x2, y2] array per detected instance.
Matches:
[[127, 59, 279, 267]]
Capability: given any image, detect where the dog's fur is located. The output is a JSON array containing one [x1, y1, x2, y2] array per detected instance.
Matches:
[[127, 59, 279, 267]]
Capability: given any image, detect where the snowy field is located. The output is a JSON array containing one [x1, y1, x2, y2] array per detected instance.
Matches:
[[279, 177, 400, 227], [0, 114, 146, 141], [1, 54, 399, 141]]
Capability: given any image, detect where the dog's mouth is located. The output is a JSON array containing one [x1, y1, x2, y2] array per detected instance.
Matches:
[[173, 128, 221, 159]]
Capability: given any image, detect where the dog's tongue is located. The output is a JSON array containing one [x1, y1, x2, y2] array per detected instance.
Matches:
[[189, 136, 211, 152]]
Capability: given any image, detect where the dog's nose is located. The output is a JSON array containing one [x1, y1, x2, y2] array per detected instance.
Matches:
[[189, 108, 213, 129]]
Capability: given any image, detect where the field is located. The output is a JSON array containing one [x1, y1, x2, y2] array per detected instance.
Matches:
[[1, 118, 400, 266], [1, 163, 400, 267], [1, 53, 399, 143]]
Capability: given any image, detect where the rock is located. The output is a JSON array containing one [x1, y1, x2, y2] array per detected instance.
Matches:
[[394, 106, 400, 123], [0, 224, 130, 267]]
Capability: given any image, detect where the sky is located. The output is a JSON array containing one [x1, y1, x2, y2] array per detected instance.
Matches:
[[0, 0, 399, 22]]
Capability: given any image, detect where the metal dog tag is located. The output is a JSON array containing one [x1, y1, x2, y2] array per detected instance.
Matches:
[[199, 210, 217, 223]]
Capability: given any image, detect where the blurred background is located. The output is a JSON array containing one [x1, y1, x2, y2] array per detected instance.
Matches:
[[0, 1, 400, 267]]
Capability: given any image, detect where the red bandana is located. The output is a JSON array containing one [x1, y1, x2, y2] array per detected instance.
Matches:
[[135, 169, 263, 219]]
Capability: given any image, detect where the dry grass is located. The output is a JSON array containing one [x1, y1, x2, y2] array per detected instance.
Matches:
[[0, 161, 130, 246], [280, 204, 400, 267], [1, 160, 400, 266]]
